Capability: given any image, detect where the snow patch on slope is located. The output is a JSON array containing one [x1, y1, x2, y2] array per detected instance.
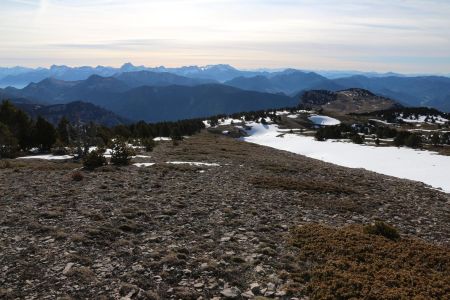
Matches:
[[308, 115, 341, 126], [241, 123, 450, 193]]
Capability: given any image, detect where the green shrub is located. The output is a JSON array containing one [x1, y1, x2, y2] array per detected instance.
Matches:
[[83, 150, 107, 170], [393, 131, 411, 147], [110, 141, 135, 166], [405, 133, 422, 149], [363, 221, 400, 240], [51, 140, 69, 155], [351, 134, 364, 144], [141, 138, 156, 152], [315, 126, 342, 141]]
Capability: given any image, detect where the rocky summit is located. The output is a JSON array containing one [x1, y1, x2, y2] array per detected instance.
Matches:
[[1, 133, 449, 299]]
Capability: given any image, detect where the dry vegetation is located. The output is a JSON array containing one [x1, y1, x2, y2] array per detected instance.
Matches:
[[287, 224, 450, 299]]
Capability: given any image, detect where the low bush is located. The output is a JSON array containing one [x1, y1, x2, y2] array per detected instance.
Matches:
[[363, 221, 400, 240], [250, 175, 356, 194], [315, 126, 342, 141], [287, 224, 450, 299], [141, 138, 156, 152], [83, 150, 107, 170], [71, 171, 84, 181], [110, 141, 135, 166], [351, 134, 364, 144]]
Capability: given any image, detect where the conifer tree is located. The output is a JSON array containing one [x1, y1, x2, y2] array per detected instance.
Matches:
[[57, 117, 72, 145], [34, 116, 57, 151]]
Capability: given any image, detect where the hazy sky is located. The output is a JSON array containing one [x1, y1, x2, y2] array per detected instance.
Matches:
[[1, 0, 449, 73]]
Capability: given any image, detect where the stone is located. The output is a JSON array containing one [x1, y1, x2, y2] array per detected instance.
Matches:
[[241, 290, 255, 298], [255, 265, 264, 273], [220, 287, 241, 299], [62, 263, 74, 275], [250, 282, 261, 294]]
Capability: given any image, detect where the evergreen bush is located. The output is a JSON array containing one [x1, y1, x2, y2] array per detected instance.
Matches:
[[83, 150, 107, 170], [110, 141, 135, 165], [363, 221, 400, 240]]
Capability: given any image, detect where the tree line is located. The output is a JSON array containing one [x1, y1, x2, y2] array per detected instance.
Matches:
[[0, 100, 205, 158], [314, 121, 450, 149]]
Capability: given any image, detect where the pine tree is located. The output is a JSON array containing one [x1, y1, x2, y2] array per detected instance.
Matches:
[[431, 133, 440, 146], [34, 116, 57, 151], [110, 140, 135, 165], [57, 117, 72, 145], [0, 122, 19, 158], [0, 100, 34, 150]]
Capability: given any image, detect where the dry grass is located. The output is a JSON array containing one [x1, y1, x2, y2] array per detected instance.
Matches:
[[286, 224, 450, 299], [250, 175, 357, 194], [0, 159, 81, 170]]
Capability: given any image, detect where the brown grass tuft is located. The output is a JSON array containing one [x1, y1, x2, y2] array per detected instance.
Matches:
[[71, 171, 84, 181], [250, 175, 357, 194]]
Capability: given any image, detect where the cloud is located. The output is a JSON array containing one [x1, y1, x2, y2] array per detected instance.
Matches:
[[0, 0, 449, 72]]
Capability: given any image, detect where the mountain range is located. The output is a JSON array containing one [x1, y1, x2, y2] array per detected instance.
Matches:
[[0, 63, 262, 88], [5, 63, 448, 111], [1, 64, 450, 124], [0, 73, 297, 122]]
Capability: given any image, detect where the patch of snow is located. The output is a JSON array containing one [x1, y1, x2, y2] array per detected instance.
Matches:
[[17, 154, 73, 160], [222, 130, 230, 134], [241, 123, 450, 193], [369, 119, 392, 125], [153, 137, 172, 141], [203, 120, 211, 128], [397, 114, 448, 125], [277, 128, 302, 132], [134, 155, 151, 158], [308, 115, 341, 126], [287, 114, 299, 119], [133, 163, 155, 167], [166, 161, 220, 167], [219, 118, 243, 126], [275, 110, 291, 116]]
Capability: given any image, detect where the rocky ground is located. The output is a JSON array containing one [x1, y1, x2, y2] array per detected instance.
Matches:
[[1, 132, 449, 299]]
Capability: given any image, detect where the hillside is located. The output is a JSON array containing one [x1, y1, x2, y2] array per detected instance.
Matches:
[[333, 75, 450, 110], [300, 88, 400, 114], [1, 133, 448, 299], [15, 101, 130, 126], [225, 70, 339, 95], [1, 78, 298, 122], [106, 84, 298, 122], [115, 71, 215, 88]]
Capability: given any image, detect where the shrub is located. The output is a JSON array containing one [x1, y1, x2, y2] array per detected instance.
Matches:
[[287, 224, 449, 299], [363, 221, 400, 240], [110, 141, 135, 166], [393, 131, 411, 146], [51, 140, 69, 155], [351, 134, 364, 144], [141, 138, 156, 152], [71, 171, 84, 181], [83, 150, 107, 170], [405, 133, 422, 149], [315, 126, 342, 141], [170, 128, 184, 146]]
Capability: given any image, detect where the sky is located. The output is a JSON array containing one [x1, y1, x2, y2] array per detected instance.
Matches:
[[1, 0, 449, 73]]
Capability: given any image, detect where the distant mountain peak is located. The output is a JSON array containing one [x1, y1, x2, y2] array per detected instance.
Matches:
[[121, 62, 135, 69], [201, 64, 236, 71]]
